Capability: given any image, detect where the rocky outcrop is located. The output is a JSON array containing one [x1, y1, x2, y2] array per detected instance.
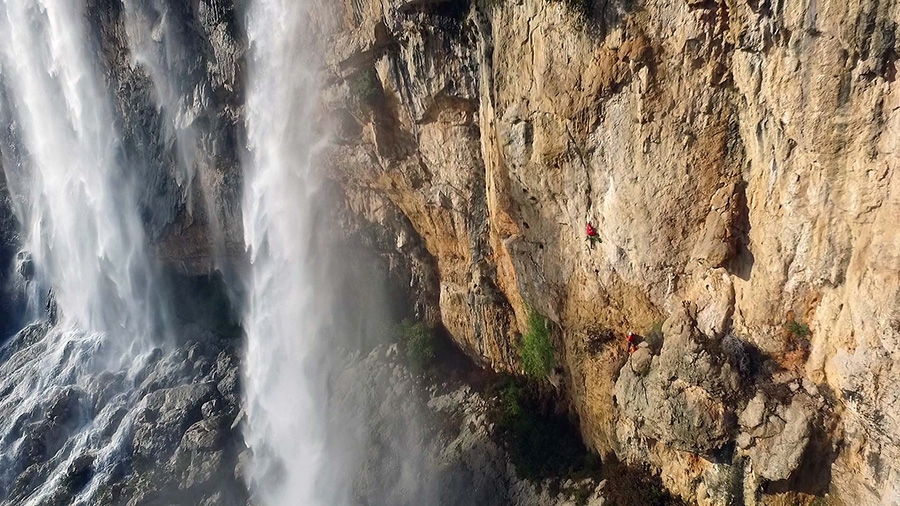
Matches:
[[615, 306, 743, 457], [737, 391, 814, 483], [0, 320, 247, 506]]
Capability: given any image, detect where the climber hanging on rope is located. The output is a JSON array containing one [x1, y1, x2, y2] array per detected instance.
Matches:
[[585, 222, 601, 247]]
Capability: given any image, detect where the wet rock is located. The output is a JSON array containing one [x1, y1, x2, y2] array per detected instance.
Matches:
[[132, 383, 218, 468], [216, 364, 240, 403], [15, 251, 34, 280], [62, 454, 95, 494], [46, 386, 86, 424], [201, 398, 222, 419], [181, 416, 230, 452], [174, 448, 227, 490]]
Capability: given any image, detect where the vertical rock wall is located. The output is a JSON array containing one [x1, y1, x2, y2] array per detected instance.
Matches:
[[315, 0, 900, 503]]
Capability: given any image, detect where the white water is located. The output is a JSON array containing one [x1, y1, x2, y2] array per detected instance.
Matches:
[[0, 0, 171, 503], [241, 0, 345, 504], [0, 0, 386, 504], [122, 0, 201, 198], [0, 0, 169, 344], [120, 0, 227, 253]]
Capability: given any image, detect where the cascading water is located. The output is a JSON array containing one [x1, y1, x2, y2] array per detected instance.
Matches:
[[0, 0, 428, 504], [0, 0, 169, 339], [240, 0, 347, 504], [0, 0, 173, 503]]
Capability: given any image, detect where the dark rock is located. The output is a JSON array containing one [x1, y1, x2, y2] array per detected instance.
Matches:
[[181, 416, 230, 452], [174, 449, 227, 490], [62, 454, 95, 494], [132, 384, 219, 468], [15, 251, 33, 280], [201, 399, 222, 419], [215, 365, 240, 403]]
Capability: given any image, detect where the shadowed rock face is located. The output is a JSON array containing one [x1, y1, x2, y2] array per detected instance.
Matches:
[[86, 0, 247, 276], [0, 175, 20, 339]]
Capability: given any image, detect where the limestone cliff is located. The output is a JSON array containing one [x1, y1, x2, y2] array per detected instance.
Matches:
[[314, 0, 900, 504]]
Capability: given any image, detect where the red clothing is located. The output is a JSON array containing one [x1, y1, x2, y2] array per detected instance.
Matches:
[[586, 223, 598, 237]]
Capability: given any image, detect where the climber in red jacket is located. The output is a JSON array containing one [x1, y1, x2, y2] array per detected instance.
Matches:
[[626, 331, 638, 354], [585, 222, 601, 246]]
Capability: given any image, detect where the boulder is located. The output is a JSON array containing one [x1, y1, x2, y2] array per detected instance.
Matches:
[[738, 392, 814, 482], [615, 306, 743, 454], [132, 383, 218, 467]]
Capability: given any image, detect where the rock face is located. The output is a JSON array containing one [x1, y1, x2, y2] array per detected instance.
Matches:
[[87, 0, 247, 275], [310, 0, 900, 503], [0, 175, 22, 338], [737, 391, 814, 483]]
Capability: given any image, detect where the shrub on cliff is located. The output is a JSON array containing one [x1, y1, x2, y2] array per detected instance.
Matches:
[[398, 320, 435, 371], [519, 308, 556, 378], [785, 320, 811, 339], [348, 68, 380, 102]]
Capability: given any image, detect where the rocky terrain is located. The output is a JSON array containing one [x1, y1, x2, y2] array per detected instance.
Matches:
[[1, 0, 899, 504]]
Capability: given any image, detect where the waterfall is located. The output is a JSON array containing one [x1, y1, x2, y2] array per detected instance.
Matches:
[[241, 0, 346, 504], [0, 0, 171, 503], [0, 0, 407, 503], [0, 0, 169, 340]]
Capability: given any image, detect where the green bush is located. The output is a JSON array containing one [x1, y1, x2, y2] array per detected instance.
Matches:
[[348, 68, 380, 101], [785, 320, 811, 339], [500, 380, 523, 424], [519, 308, 556, 378], [398, 320, 435, 371]]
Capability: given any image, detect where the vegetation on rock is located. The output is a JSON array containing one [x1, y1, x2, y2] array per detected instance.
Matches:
[[348, 68, 380, 102], [519, 308, 556, 378], [398, 320, 435, 371], [785, 320, 811, 339]]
